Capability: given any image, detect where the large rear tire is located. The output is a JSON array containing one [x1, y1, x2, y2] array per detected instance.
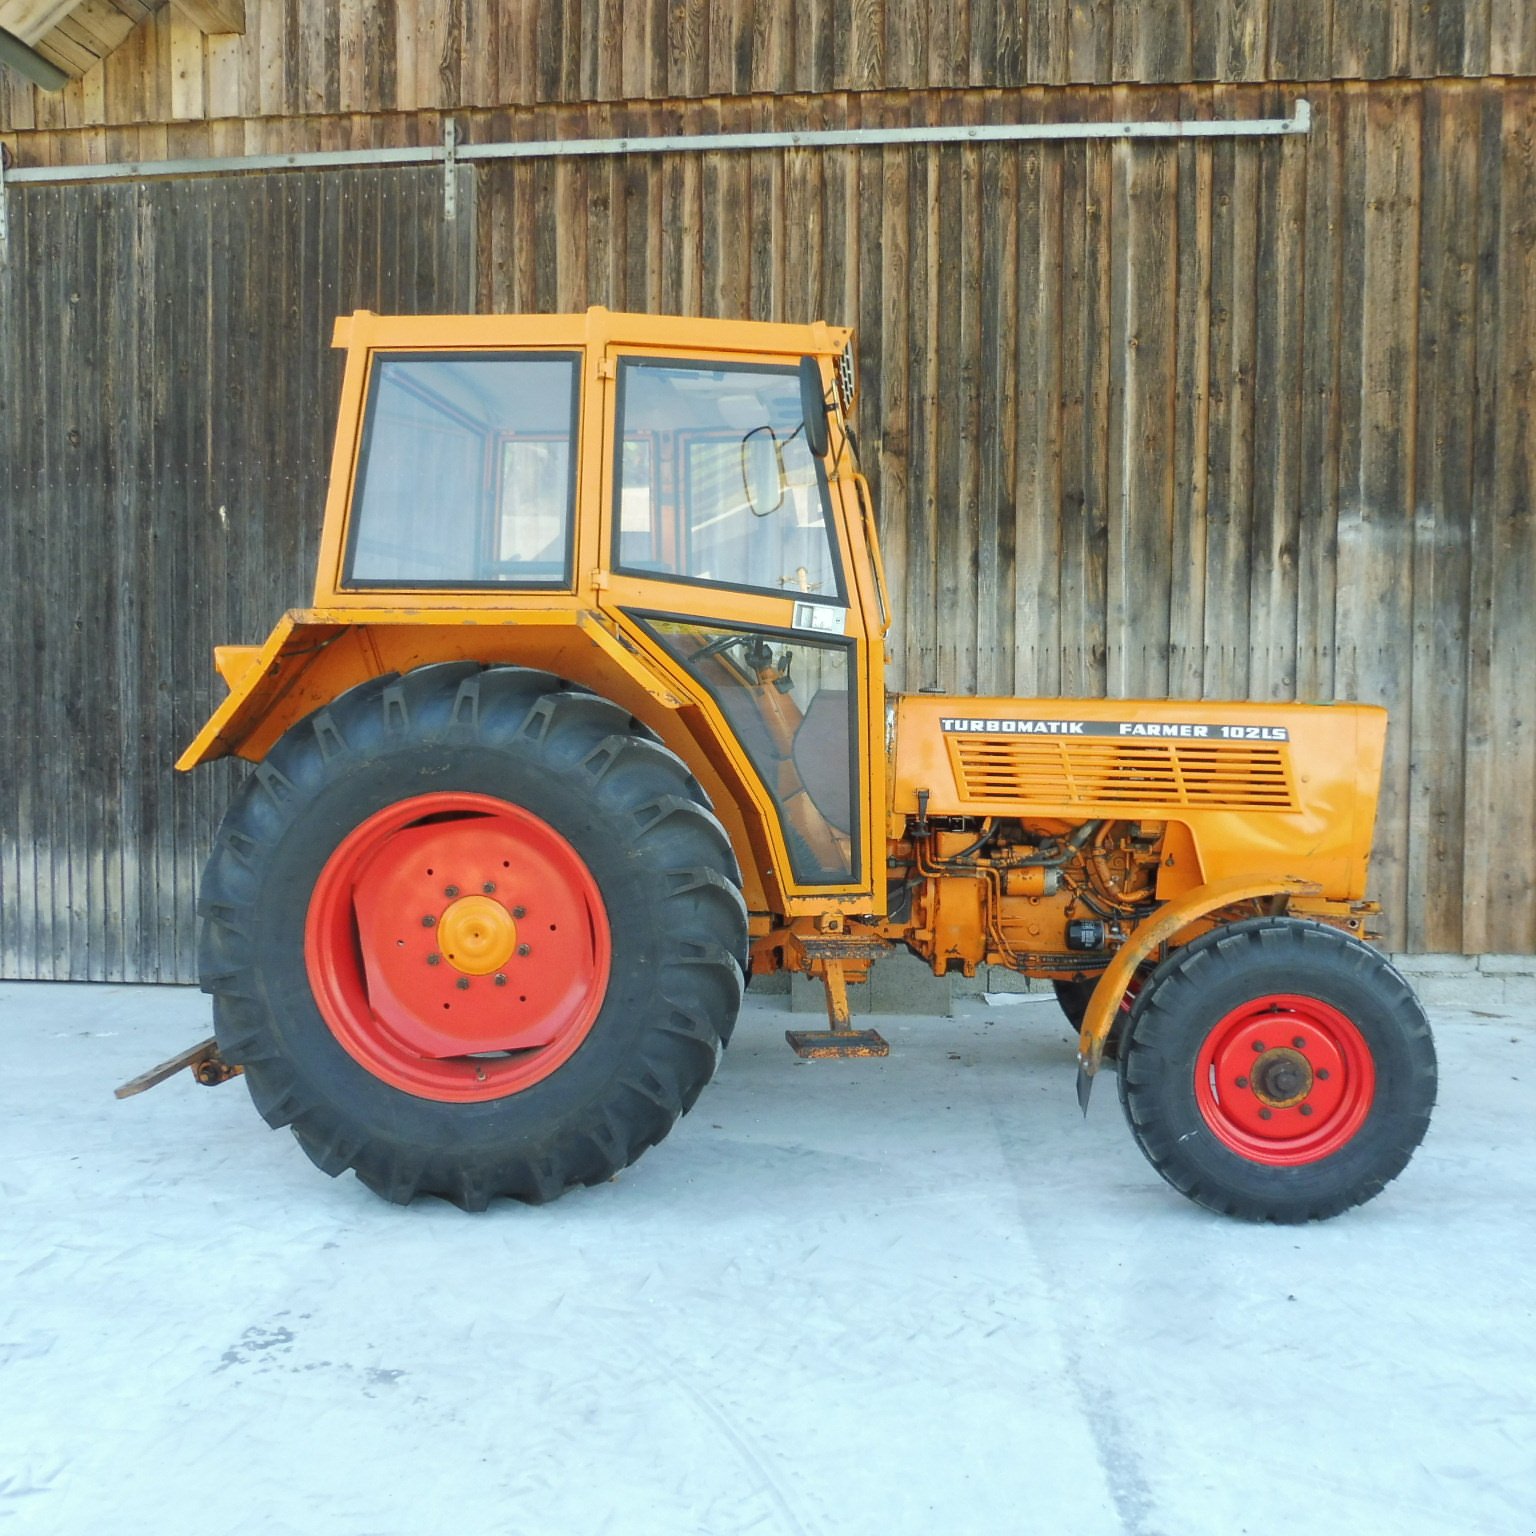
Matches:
[[198, 662, 747, 1209], [1115, 917, 1436, 1223]]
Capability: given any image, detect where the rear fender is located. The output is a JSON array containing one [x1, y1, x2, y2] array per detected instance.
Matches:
[[176, 613, 348, 769]]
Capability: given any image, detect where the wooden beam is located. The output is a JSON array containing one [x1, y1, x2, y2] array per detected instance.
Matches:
[[172, 0, 240, 34], [0, 21, 72, 83]]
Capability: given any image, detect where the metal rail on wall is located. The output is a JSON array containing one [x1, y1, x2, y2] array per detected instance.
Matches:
[[0, 99, 1311, 254]]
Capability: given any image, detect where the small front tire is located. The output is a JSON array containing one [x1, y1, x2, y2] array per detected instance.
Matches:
[[1115, 917, 1436, 1223]]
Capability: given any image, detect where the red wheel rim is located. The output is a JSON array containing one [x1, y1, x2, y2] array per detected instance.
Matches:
[[1193, 994, 1376, 1166], [305, 792, 611, 1103]]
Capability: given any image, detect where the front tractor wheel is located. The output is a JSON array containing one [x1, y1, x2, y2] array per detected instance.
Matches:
[[198, 663, 747, 1209], [1115, 918, 1436, 1223]]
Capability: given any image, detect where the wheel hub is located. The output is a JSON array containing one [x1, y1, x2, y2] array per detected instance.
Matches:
[[1250, 1046, 1313, 1107], [437, 894, 518, 975]]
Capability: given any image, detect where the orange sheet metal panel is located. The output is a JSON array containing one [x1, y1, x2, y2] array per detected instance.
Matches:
[[891, 694, 1387, 900]]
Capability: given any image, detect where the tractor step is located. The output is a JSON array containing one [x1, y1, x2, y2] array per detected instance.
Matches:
[[785, 1028, 890, 1060], [113, 1036, 243, 1099]]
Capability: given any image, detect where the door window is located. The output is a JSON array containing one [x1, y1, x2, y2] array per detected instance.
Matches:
[[613, 360, 844, 603], [638, 617, 858, 884]]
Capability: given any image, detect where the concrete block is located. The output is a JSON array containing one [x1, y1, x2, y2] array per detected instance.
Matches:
[[1409, 974, 1492, 1009], [1390, 953, 1478, 977], [975, 963, 1049, 995], [869, 949, 952, 1016], [1477, 954, 1536, 977]]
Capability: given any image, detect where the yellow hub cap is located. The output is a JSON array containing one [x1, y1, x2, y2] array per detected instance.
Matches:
[[436, 895, 518, 975]]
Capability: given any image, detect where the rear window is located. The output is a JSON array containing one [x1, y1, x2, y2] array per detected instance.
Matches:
[[344, 352, 580, 588]]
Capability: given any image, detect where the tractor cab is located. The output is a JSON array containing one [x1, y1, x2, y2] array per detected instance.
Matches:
[[182, 309, 891, 925]]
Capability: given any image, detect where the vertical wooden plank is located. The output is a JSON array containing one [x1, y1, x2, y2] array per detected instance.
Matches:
[[1023, 0, 1062, 84], [1333, 84, 1422, 945], [1200, 129, 1258, 701], [929, 139, 965, 689], [33, 184, 66, 975], [1294, 87, 1343, 706], [966, 0, 996, 87], [874, 139, 911, 689], [1012, 131, 1065, 697], [1271, 0, 1333, 79], [953, 136, 983, 695], [1332, 0, 1402, 79], [1114, 0, 1191, 83], [1168, 130, 1212, 700], [1459, 83, 1503, 954], [904, 143, 939, 687], [336, 0, 363, 111], [168, 9, 204, 121], [1246, 126, 1306, 701], [1058, 139, 1112, 698], [884, 0, 925, 87], [1488, 1, 1534, 77], [973, 137, 1016, 695], [1105, 134, 1178, 699], [1481, 81, 1536, 950], [0, 186, 21, 975], [1192, 0, 1267, 81], [1405, 81, 1479, 952]]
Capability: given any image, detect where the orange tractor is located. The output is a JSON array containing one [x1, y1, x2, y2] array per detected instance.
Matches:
[[151, 309, 1436, 1221]]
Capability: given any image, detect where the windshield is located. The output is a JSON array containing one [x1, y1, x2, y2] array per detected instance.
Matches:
[[612, 360, 844, 603]]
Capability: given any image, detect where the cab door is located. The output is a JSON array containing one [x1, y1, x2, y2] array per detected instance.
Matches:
[[594, 343, 884, 916]]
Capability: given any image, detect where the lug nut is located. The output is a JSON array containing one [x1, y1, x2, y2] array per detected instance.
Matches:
[[427, 954, 440, 966], [1235, 1076, 1249, 1089], [517, 943, 531, 957], [1317, 1068, 1331, 1081], [1259, 1108, 1273, 1121], [1299, 1104, 1314, 1116], [483, 881, 496, 894], [456, 977, 470, 991], [1252, 1041, 1266, 1053], [1292, 1036, 1307, 1049], [494, 974, 507, 987], [445, 885, 460, 898], [421, 914, 436, 928], [513, 906, 526, 919]]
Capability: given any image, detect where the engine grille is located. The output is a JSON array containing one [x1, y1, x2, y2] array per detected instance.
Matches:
[[947, 735, 1298, 813]]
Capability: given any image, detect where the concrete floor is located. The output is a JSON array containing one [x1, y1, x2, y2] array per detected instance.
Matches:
[[1, 980, 1532, 1536]]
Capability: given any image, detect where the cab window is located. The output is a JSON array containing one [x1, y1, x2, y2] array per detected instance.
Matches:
[[613, 360, 844, 603], [345, 352, 579, 588]]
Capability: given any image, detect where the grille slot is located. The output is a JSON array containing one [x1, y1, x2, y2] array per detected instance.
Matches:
[[949, 737, 1297, 813]]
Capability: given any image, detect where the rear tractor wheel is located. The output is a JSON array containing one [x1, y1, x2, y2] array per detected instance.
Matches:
[[1115, 917, 1436, 1223], [197, 662, 747, 1209]]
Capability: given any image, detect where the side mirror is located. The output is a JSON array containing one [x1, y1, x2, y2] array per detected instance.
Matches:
[[741, 427, 785, 516], [799, 356, 830, 459]]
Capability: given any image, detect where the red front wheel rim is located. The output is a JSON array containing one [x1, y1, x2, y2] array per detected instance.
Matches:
[[1194, 994, 1376, 1166], [305, 792, 611, 1103]]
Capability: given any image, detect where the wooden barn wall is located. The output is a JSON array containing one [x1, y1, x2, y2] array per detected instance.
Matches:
[[477, 78, 1536, 956], [0, 167, 477, 982], [0, 76, 1531, 978], [1, 0, 1533, 136]]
